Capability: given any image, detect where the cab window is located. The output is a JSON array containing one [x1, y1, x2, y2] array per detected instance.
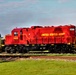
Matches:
[[14, 32, 18, 36], [70, 28, 75, 36], [20, 30, 22, 35], [70, 28, 75, 31], [20, 30, 23, 40]]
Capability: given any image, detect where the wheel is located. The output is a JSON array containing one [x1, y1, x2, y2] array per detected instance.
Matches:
[[5, 46, 11, 53], [10, 48, 16, 53], [22, 47, 29, 53], [49, 46, 55, 53]]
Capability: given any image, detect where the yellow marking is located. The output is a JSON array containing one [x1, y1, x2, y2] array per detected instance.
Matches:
[[51, 44, 54, 46], [14, 45, 17, 46], [1, 44, 5, 46], [50, 33, 54, 36], [67, 43, 70, 45], [32, 44, 35, 46], [14, 37, 18, 39], [41, 44, 44, 46], [59, 33, 65, 36], [41, 33, 49, 36], [26, 44, 29, 46], [41, 33, 65, 37]]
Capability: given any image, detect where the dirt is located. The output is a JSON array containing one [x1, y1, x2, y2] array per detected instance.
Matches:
[[0, 55, 76, 62], [29, 56, 76, 61]]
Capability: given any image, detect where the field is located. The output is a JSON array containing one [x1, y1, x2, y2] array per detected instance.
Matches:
[[0, 59, 76, 75]]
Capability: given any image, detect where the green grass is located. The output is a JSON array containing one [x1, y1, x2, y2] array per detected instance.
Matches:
[[0, 60, 76, 75]]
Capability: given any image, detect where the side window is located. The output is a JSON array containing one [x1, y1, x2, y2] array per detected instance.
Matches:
[[20, 30, 22, 35], [70, 28, 75, 31], [14, 32, 18, 36], [75, 27, 76, 36], [70, 27, 75, 36], [20, 30, 23, 40]]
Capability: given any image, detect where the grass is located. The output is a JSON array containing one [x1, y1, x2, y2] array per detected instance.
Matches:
[[0, 59, 76, 75]]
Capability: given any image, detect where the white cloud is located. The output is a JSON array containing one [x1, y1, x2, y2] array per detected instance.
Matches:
[[0, 0, 76, 36], [0, 0, 38, 12], [58, 0, 71, 3]]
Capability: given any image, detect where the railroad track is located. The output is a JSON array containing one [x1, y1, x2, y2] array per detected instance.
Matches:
[[0, 52, 76, 57], [0, 53, 31, 62], [0, 54, 76, 62], [0, 52, 76, 62], [0, 51, 50, 56], [0, 52, 49, 61], [0, 52, 59, 62]]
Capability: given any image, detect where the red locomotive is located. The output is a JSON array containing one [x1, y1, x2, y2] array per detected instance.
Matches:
[[4, 25, 76, 53]]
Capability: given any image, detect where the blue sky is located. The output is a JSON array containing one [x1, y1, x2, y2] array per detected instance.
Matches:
[[0, 0, 76, 36]]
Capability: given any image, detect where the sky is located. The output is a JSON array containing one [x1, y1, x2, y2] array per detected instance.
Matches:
[[0, 0, 76, 36]]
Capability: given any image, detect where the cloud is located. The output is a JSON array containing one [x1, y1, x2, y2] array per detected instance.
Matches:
[[0, 10, 35, 36], [0, 0, 76, 36], [58, 0, 71, 3], [0, 0, 39, 36], [0, 0, 38, 12]]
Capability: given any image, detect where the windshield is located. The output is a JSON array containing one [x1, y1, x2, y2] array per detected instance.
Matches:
[[14, 32, 18, 36]]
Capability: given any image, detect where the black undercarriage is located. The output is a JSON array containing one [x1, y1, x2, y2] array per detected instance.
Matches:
[[1, 44, 76, 54]]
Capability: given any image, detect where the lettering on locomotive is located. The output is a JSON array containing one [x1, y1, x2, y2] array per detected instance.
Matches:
[[41, 33, 65, 36]]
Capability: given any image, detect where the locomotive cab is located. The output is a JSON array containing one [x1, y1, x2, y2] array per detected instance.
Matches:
[[13, 31, 18, 39], [4, 28, 26, 53], [12, 28, 20, 40], [12, 28, 24, 43]]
